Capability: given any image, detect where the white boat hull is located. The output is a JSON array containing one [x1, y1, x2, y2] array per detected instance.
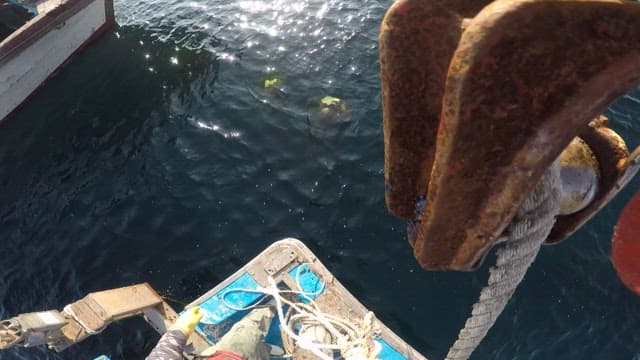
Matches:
[[0, 0, 114, 123]]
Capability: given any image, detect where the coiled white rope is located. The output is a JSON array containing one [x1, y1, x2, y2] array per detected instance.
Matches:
[[445, 162, 562, 360], [220, 269, 380, 360]]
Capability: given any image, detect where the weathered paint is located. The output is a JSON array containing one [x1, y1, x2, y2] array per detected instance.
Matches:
[[612, 190, 640, 296], [0, 0, 111, 123], [546, 117, 640, 244]]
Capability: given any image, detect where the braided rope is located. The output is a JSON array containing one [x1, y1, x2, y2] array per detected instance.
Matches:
[[445, 162, 562, 360]]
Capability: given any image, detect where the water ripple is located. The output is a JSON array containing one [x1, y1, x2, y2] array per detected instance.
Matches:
[[0, 1, 639, 359]]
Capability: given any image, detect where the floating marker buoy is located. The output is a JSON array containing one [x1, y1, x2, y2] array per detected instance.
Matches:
[[307, 96, 349, 132], [264, 77, 280, 89], [319, 96, 347, 112], [612, 190, 640, 296]]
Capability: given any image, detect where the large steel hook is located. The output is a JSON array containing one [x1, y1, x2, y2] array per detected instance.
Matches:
[[380, 0, 640, 270]]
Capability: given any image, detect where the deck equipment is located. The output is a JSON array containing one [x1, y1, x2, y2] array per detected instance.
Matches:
[[380, 0, 640, 271]]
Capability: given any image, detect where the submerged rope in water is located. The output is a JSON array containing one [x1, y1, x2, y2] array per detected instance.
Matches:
[[445, 163, 561, 360]]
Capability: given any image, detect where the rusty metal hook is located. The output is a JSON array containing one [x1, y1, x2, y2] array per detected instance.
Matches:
[[380, 0, 640, 270]]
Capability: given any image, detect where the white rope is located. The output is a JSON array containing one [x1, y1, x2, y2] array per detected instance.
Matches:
[[445, 162, 562, 360], [219, 267, 380, 360]]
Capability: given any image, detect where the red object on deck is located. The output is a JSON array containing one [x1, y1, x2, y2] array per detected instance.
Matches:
[[612, 190, 640, 296]]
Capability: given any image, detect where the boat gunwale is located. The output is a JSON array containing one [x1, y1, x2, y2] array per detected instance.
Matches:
[[0, 0, 112, 66]]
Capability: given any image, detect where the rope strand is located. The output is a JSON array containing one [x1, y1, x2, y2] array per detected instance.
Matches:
[[445, 162, 561, 360]]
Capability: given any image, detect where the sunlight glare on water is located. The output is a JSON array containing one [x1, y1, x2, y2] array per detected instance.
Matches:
[[0, 0, 639, 359]]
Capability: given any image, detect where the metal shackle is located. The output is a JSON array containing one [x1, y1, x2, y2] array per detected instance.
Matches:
[[380, 0, 640, 270]]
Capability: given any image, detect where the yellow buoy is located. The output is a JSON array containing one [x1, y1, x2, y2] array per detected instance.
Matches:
[[264, 77, 280, 89]]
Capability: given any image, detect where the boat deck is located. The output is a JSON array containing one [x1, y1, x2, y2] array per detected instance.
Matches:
[[186, 238, 428, 360]]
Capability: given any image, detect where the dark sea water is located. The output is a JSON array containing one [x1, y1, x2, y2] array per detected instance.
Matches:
[[1, 1, 640, 359]]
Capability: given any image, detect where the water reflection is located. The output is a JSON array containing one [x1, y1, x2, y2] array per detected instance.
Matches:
[[1, 0, 638, 359]]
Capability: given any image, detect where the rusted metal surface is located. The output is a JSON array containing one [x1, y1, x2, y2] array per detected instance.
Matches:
[[55, 283, 210, 352], [58, 317, 85, 350], [420, 0, 640, 270], [379, 0, 492, 220], [57, 283, 165, 350], [381, 0, 640, 270], [86, 283, 163, 321], [556, 138, 599, 216], [547, 117, 640, 244], [104, 0, 115, 22]]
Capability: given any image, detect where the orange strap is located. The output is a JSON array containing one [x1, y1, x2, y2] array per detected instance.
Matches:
[[206, 350, 244, 360]]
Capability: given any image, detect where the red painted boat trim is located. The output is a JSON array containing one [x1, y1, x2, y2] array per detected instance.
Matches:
[[612, 190, 640, 296], [105, 0, 114, 22], [0, 4, 115, 125]]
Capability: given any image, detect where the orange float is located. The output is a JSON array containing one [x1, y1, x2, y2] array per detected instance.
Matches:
[[612, 190, 640, 296]]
